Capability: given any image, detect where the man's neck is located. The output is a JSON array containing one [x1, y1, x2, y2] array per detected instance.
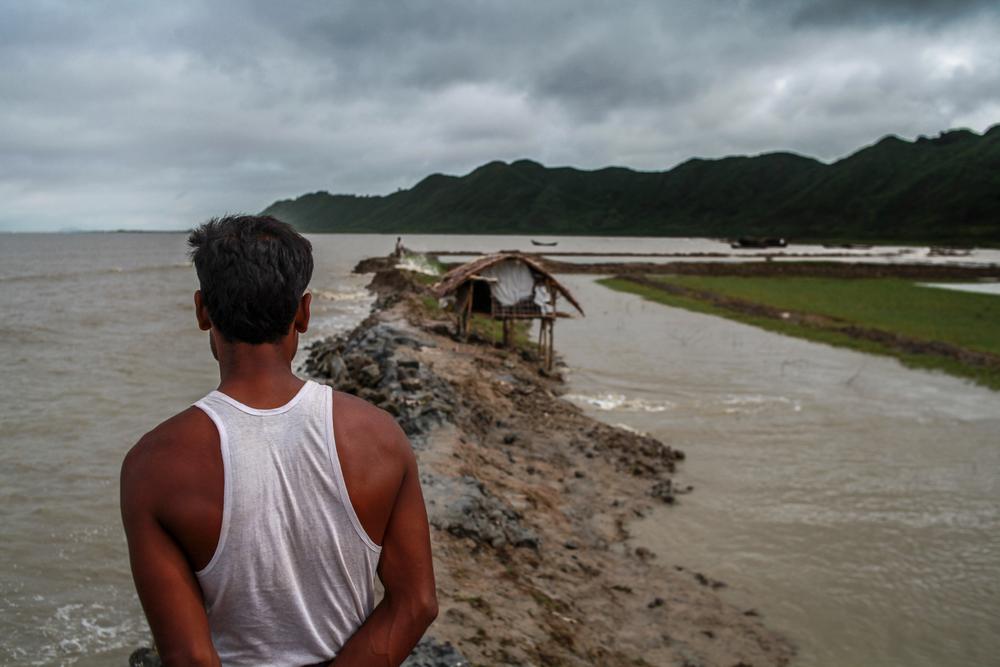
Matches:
[[215, 341, 303, 407]]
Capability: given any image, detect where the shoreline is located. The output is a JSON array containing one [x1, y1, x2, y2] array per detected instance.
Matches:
[[298, 262, 794, 666]]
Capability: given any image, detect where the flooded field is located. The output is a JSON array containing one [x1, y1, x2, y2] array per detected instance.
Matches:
[[558, 275, 1000, 667]]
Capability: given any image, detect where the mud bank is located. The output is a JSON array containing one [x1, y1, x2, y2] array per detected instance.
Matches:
[[297, 265, 794, 666]]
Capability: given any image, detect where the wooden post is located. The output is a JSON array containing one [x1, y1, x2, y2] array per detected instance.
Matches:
[[460, 286, 473, 340], [547, 318, 554, 371], [548, 286, 557, 371], [538, 318, 553, 371], [541, 319, 547, 369]]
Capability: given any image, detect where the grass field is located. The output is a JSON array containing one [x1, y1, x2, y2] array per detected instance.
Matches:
[[600, 275, 1000, 390]]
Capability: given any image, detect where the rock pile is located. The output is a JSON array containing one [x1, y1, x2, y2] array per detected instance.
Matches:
[[303, 319, 456, 441], [403, 636, 470, 667], [128, 636, 469, 667], [422, 474, 539, 550]]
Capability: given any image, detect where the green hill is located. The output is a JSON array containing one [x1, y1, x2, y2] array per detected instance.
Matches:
[[262, 125, 1000, 244]]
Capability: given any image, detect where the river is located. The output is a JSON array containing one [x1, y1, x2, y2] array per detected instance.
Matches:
[[0, 232, 997, 665]]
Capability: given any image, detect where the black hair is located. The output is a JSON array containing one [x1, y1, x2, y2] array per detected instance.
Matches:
[[187, 214, 313, 344]]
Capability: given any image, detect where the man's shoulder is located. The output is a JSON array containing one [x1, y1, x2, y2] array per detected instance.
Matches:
[[122, 406, 218, 482], [331, 389, 412, 462], [330, 389, 414, 544]]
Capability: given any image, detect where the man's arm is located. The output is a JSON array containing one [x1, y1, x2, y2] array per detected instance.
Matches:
[[121, 435, 221, 667], [331, 429, 438, 666]]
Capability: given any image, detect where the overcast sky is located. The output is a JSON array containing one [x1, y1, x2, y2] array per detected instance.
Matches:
[[2, 0, 999, 231]]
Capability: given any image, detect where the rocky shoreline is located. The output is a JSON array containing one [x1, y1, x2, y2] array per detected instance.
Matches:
[[305, 263, 793, 666]]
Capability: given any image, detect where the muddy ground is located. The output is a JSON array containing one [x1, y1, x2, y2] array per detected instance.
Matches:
[[299, 266, 795, 667]]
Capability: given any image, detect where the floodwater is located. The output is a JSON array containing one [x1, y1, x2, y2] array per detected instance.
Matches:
[[921, 282, 1000, 296], [0, 232, 379, 665], [557, 275, 1000, 667], [1, 232, 997, 665]]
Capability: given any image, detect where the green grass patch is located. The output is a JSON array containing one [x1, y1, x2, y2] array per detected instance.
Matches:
[[417, 293, 536, 350], [654, 275, 1000, 356], [469, 313, 534, 349], [411, 272, 440, 285], [599, 276, 1000, 390], [419, 294, 443, 313]]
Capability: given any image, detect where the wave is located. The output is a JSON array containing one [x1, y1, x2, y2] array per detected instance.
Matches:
[[309, 288, 371, 302], [721, 394, 802, 414], [564, 392, 675, 413], [0, 262, 190, 284], [397, 255, 440, 276], [0, 600, 144, 665], [613, 422, 648, 436]]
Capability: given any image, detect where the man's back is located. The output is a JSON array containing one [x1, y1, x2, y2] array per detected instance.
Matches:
[[123, 379, 432, 666], [122, 215, 436, 666]]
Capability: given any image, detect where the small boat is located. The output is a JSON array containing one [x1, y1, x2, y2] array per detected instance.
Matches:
[[730, 237, 787, 249], [531, 240, 558, 247]]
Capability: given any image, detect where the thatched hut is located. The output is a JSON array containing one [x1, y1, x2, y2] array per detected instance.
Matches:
[[432, 253, 584, 369]]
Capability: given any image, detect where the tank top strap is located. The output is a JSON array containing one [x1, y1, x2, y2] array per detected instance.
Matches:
[[196, 379, 317, 417]]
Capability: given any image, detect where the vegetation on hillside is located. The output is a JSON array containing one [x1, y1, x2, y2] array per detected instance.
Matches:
[[263, 125, 1000, 244]]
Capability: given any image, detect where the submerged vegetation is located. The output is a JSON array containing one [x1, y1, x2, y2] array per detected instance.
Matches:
[[600, 275, 1000, 390]]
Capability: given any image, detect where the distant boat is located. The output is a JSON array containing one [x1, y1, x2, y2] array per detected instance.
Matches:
[[823, 243, 873, 250], [531, 240, 559, 247], [730, 237, 787, 249]]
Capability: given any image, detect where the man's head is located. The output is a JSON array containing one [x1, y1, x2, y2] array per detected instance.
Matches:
[[188, 215, 313, 351]]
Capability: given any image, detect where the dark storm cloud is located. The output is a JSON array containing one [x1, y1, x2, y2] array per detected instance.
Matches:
[[1, 0, 999, 230], [786, 0, 1000, 26]]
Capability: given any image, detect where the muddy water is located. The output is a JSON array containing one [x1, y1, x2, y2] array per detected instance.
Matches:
[[3, 231, 997, 665], [556, 275, 1000, 667], [0, 233, 382, 665]]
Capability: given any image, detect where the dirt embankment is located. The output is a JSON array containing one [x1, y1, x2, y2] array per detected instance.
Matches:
[[301, 266, 794, 667]]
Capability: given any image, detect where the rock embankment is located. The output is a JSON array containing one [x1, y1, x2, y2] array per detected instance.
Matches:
[[296, 266, 793, 666]]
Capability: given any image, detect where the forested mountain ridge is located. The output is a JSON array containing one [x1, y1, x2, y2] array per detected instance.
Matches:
[[262, 125, 1000, 244]]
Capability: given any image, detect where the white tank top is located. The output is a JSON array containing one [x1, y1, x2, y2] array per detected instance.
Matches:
[[192, 379, 381, 666]]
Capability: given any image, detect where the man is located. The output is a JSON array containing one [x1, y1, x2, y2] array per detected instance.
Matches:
[[121, 215, 437, 666]]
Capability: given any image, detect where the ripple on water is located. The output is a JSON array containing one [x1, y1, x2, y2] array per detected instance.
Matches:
[[564, 391, 676, 412]]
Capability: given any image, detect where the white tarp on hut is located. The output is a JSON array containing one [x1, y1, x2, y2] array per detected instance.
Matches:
[[478, 259, 536, 306]]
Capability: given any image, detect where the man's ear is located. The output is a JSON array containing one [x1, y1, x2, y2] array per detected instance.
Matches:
[[194, 290, 212, 331], [294, 292, 311, 334]]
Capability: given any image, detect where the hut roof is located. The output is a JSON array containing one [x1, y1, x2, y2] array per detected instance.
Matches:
[[432, 252, 584, 315]]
